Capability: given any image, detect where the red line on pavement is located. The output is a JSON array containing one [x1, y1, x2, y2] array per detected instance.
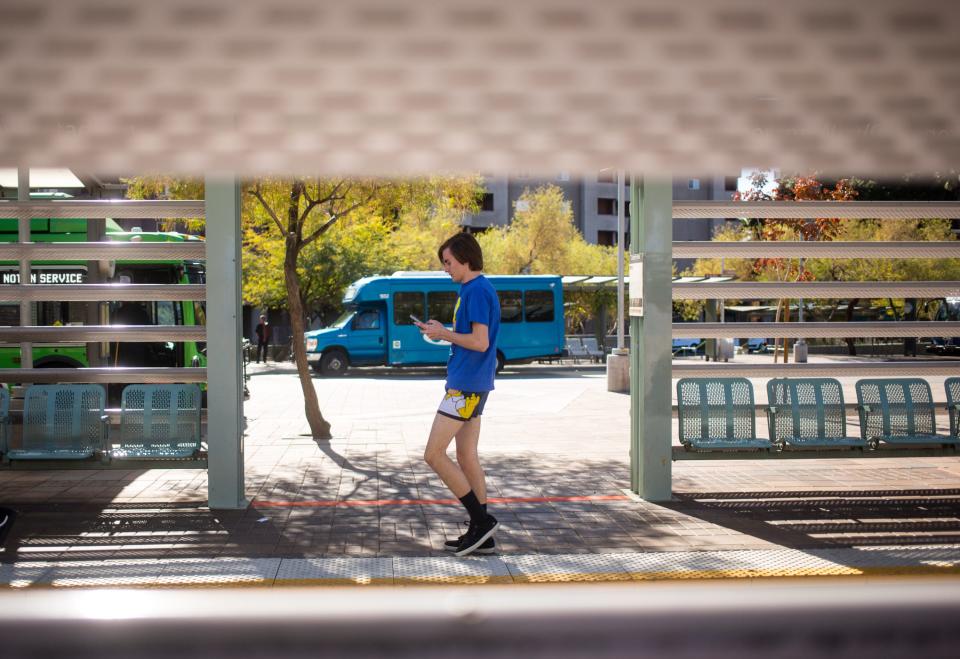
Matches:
[[253, 494, 629, 509]]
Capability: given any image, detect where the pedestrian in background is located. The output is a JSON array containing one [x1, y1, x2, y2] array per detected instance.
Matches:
[[418, 232, 501, 556], [255, 314, 271, 363]]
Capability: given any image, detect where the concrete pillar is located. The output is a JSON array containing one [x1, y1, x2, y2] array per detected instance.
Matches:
[[629, 176, 673, 501], [204, 175, 247, 510]]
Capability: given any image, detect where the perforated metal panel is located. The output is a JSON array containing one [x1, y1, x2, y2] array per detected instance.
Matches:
[[14, 384, 106, 459], [116, 384, 202, 459], [855, 378, 951, 445], [2, 0, 959, 175], [676, 377, 770, 450], [767, 378, 865, 449], [947, 377, 960, 440]]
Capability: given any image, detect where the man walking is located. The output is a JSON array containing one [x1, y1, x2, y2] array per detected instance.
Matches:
[[255, 314, 271, 363], [418, 233, 501, 557]]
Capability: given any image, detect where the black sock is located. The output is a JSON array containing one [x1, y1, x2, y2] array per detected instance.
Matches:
[[459, 490, 486, 525], [482, 503, 488, 514]]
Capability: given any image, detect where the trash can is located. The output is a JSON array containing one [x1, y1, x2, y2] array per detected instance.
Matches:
[[718, 338, 735, 362]]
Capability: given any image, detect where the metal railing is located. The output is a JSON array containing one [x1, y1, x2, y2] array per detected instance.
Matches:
[[2, 199, 207, 386], [670, 200, 960, 378]]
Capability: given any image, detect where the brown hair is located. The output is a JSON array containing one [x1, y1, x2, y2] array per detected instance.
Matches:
[[438, 232, 483, 271]]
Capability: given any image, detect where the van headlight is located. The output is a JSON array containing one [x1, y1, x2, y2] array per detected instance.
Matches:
[[306, 338, 318, 351]]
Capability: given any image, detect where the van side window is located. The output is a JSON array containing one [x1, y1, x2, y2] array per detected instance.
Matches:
[[394, 292, 425, 325], [353, 310, 380, 330], [428, 291, 458, 324], [524, 290, 554, 322], [499, 290, 522, 323]]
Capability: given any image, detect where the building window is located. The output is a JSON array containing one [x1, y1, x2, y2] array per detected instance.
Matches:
[[597, 198, 616, 215], [688, 178, 701, 190], [597, 230, 616, 246], [724, 176, 739, 191], [480, 192, 495, 212]]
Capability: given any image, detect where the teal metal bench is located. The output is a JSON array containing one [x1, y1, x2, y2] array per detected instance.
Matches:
[[676, 377, 773, 451], [947, 377, 960, 440], [113, 384, 202, 459], [0, 387, 9, 456], [855, 378, 959, 449], [767, 378, 868, 450], [5, 384, 108, 461]]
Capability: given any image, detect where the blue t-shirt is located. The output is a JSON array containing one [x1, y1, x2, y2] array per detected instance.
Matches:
[[445, 275, 500, 392]]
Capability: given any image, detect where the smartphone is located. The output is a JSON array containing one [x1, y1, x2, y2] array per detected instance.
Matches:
[[409, 314, 423, 325]]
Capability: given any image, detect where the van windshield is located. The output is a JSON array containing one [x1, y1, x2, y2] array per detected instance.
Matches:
[[332, 310, 354, 328]]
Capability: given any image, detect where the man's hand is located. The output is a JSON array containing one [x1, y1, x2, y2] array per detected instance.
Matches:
[[420, 319, 448, 341]]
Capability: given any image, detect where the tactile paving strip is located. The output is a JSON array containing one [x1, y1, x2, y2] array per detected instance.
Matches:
[[393, 556, 512, 585], [2, 546, 959, 588], [616, 549, 860, 580], [275, 558, 393, 586], [502, 553, 632, 583], [155, 558, 282, 588]]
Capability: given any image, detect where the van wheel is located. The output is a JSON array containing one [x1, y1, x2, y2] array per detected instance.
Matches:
[[320, 349, 349, 376], [496, 351, 505, 373]]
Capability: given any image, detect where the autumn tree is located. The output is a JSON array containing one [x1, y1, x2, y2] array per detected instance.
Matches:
[[734, 173, 857, 361], [126, 175, 482, 440], [477, 184, 618, 335]]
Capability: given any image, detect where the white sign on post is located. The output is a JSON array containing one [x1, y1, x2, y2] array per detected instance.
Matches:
[[629, 254, 643, 317]]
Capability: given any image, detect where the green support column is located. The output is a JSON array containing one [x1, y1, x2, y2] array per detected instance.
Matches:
[[205, 175, 247, 510], [629, 176, 673, 500]]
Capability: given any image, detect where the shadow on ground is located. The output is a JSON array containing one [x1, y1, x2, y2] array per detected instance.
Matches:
[[668, 488, 960, 548], [4, 451, 958, 566]]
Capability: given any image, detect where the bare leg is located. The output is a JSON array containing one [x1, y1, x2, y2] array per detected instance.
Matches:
[[454, 417, 486, 504], [423, 414, 471, 497]]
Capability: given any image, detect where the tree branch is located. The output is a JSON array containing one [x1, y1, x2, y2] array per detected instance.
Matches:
[[301, 188, 379, 248], [247, 185, 285, 235], [298, 180, 348, 225]]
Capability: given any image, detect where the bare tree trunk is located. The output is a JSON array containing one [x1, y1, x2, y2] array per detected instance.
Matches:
[[285, 241, 332, 439]]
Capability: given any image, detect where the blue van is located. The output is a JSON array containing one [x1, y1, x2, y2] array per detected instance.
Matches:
[[305, 272, 564, 376]]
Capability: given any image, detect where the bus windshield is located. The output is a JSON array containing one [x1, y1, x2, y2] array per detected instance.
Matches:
[[331, 310, 353, 328]]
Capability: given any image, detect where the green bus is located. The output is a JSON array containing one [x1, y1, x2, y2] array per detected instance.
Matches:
[[1, 196, 206, 373]]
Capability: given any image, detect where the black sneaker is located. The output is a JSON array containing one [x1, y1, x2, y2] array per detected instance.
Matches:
[[454, 514, 499, 557], [444, 521, 495, 554]]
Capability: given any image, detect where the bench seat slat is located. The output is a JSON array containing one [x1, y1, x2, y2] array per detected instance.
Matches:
[[114, 384, 202, 461], [767, 378, 869, 450], [677, 377, 772, 452]]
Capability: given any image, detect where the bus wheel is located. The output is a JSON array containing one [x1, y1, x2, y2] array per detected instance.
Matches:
[[496, 351, 505, 373], [320, 349, 348, 376]]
